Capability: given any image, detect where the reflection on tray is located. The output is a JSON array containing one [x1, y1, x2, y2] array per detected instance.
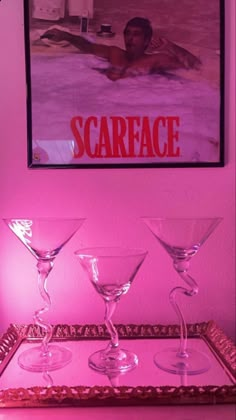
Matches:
[[42, 370, 54, 388], [0, 322, 235, 407], [39, 362, 129, 389]]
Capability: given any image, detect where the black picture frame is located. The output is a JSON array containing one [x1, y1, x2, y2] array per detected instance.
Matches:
[[24, 0, 225, 169]]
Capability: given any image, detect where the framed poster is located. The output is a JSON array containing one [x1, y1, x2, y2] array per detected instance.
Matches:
[[24, 0, 225, 168]]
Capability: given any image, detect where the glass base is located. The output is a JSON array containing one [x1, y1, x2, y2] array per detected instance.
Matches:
[[154, 348, 211, 375], [18, 344, 72, 372], [88, 348, 138, 374]]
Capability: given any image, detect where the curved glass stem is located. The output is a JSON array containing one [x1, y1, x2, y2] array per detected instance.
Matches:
[[104, 300, 119, 354], [170, 260, 198, 357], [34, 259, 54, 355]]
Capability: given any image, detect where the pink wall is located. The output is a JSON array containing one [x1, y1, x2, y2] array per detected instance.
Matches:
[[0, 1, 235, 340]]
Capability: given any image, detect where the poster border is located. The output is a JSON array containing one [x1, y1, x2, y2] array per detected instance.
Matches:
[[24, 0, 225, 169]]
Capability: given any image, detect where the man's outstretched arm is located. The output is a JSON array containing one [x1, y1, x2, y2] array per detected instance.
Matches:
[[164, 38, 202, 69], [150, 52, 187, 72], [149, 37, 202, 70], [41, 28, 111, 59]]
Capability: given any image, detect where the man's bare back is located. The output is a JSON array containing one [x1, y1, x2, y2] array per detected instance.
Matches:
[[42, 18, 201, 81]]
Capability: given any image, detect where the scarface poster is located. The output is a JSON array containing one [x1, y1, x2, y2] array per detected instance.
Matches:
[[24, 0, 224, 168]]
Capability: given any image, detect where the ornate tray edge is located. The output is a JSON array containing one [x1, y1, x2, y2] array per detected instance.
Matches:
[[0, 321, 235, 407], [0, 384, 236, 408]]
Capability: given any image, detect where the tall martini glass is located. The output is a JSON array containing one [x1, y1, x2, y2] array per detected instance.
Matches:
[[4, 217, 85, 372]]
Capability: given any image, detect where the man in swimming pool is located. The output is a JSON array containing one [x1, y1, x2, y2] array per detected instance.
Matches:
[[42, 17, 201, 81]]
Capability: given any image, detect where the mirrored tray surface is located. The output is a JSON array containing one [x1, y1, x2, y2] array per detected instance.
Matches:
[[0, 321, 235, 407]]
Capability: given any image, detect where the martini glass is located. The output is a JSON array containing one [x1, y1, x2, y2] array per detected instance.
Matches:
[[142, 217, 222, 375], [4, 217, 85, 372], [75, 247, 147, 374]]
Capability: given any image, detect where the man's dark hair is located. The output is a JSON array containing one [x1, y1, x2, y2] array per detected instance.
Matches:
[[124, 17, 153, 43]]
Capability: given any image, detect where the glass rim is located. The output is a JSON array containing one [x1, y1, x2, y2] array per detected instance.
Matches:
[[141, 216, 223, 222], [75, 246, 148, 258], [3, 217, 86, 222]]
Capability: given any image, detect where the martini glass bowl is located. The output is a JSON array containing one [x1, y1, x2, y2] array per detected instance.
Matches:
[[75, 247, 147, 374], [142, 217, 222, 375], [4, 217, 85, 372]]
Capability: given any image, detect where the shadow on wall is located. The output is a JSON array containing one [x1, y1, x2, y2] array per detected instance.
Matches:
[[0, 229, 39, 335]]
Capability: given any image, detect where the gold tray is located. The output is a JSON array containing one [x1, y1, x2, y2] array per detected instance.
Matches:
[[0, 321, 235, 407]]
